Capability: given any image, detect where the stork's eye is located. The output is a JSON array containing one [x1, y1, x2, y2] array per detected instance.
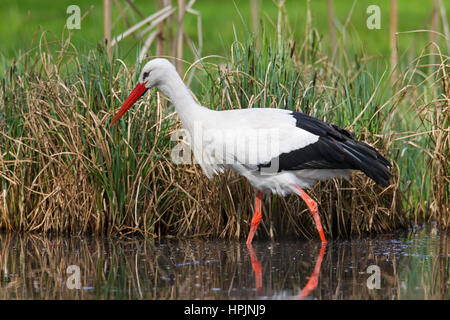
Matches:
[[143, 71, 150, 80]]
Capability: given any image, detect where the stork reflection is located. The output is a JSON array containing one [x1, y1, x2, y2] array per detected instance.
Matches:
[[246, 242, 327, 299]]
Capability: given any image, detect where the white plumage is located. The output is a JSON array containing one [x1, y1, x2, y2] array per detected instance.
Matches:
[[186, 107, 354, 195], [111, 58, 392, 244]]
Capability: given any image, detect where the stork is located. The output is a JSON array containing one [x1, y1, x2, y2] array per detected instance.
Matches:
[[110, 58, 391, 245]]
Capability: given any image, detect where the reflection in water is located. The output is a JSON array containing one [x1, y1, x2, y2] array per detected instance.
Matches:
[[296, 243, 327, 299], [246, 242, 327, 299], [0, 227, 448, 299]]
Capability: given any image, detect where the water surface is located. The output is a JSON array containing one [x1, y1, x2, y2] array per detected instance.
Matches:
[[0, 226, 448, 299]]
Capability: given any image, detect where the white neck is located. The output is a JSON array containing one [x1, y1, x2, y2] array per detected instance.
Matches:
[[156, 70, 207, 130]]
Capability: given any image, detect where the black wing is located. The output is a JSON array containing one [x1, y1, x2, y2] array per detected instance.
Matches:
[[258, 112, 391, 187]]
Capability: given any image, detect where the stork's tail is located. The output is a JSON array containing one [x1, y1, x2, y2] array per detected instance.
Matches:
[[341, 140, 392, 187]]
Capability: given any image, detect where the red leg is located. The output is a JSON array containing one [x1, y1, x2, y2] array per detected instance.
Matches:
[[295, 186, 327, 244], [246, 190, 263, 245]]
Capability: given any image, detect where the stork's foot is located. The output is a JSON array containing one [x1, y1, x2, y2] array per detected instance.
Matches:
[[246, 190, 263, 245], [295, 186, 327, 244]]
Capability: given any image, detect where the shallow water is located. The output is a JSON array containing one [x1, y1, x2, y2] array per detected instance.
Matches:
[[0, 226, 448, 299]]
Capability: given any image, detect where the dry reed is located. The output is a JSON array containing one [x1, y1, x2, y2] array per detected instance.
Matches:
[[0, 8, 448, 239]]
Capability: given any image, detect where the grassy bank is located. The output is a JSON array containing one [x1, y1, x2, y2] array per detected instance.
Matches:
[[0, 8, 448, 239]]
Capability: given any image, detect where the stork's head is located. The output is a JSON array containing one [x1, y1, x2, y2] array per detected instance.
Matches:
[[110, 58, 176, 126], [139, 58, 176, 89]]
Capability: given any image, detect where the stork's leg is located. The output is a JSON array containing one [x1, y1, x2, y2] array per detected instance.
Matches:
[[295, 186, 327, 244], [246, 190, 263, 245]]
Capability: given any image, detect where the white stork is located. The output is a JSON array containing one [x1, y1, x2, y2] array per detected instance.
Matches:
[[110, 58, 391, 244]]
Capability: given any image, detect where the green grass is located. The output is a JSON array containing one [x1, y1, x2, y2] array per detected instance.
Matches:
[[0, 1, 448, 237], [0, 0, 448, 68]]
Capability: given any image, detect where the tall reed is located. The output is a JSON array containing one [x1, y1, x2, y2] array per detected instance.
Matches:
[[0, 22, 447, 239]]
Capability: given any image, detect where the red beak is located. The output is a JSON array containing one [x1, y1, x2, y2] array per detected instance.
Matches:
[[110, 82, 148, 126]]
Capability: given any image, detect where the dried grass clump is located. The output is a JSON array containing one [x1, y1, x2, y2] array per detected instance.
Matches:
[[0, 27, 447, 239]]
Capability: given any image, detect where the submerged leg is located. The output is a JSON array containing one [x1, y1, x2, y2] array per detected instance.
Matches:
[[246, 190, 263, 245], [295, 186, 327, 243]]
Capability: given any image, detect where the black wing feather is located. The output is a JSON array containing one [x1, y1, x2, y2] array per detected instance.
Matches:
[[258, 111, 392, 187]]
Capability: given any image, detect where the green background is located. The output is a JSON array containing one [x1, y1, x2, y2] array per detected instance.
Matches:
[[1, 0, 447, 64]]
